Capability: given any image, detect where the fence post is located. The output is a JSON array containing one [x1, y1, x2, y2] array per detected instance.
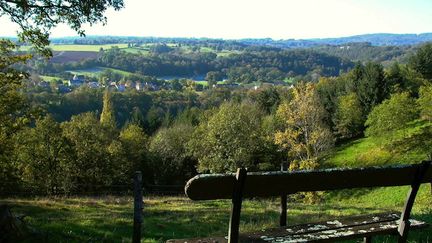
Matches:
[[280, 162, 288, 227], [133, 171, 143, 243]]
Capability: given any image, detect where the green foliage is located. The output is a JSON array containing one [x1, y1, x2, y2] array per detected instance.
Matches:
[[119, 123, 149, 176], [61, 112, 124, 188], [365, 92, 419, 137], [0, 40, 32, 190], [100, 89, 116, 128], [385, 63, 423, 94], [14, 115, 72, 194], [205, 71, 223, 87], [189, 102, 264, 173], [409, 43, 432, 80], [248, 86, 281, 114], [417, 84, 432, 121], [334, 92, 364, 139], [0, 0, 124, 56], [354, 62, 388, 115], [149, 123, 196, 183]]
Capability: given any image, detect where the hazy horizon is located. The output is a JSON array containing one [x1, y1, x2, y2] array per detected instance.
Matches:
[[1, 0, 432, 39]]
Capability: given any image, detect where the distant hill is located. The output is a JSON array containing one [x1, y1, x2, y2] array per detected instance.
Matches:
[[5, 33, 431, 47], [240, 33, 432, 48]]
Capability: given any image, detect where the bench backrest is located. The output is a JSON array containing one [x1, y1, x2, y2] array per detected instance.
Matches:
[[185, 161, 432, 200]]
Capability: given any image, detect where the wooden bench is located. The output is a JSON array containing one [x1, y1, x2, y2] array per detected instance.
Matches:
[[167, 161, 432, 243]]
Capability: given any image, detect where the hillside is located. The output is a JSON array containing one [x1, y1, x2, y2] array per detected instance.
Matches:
[[2, 123, 431, 242]]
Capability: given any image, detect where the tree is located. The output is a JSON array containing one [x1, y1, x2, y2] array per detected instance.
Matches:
[[249, 86, 281, 114], [355, 62, 387, 115], [275, 83, 333, 170], [100, 89, 116, 128], [0, 0, 124, 56], [205, 71, 223, 88], [365, 92, 418, 137], [334, 92, 364, 139], [149, 123, 196, 184], [188, 102, 264, 173], [0, 40, 31, 190], [119, 123, 148, 174], [409, 43, 432, 81], [62, 112, 122, 189], [417, 85, 432, 121], [14, 115, 71, 194]]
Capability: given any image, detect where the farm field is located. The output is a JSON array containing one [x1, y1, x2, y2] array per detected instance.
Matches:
[[20, 44, 129, 52], [40, 75, 68, 84], [66, 66, 134, 77], [19, 43, 238, 57], [50, 51, 99, 63]]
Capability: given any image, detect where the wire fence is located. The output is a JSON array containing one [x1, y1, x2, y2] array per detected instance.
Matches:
[[0, 182, 185, 197]]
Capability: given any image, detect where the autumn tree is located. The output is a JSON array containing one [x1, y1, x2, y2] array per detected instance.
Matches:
[[275, 83, 333, 170]]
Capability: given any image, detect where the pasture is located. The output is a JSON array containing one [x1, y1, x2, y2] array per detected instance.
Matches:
[[67, 66, 134, 77]]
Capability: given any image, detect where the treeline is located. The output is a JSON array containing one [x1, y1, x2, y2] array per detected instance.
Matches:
[[311, 42, 415, 64], [1, 41, 432, 195], [47, 33, 432, 47], [33, 47, 353, 83]]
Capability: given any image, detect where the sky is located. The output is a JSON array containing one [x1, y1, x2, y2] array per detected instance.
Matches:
[[1, 0, 432, 39]]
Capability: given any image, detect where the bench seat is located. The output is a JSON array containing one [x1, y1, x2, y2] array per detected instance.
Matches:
[[167, 212, 428, 243]]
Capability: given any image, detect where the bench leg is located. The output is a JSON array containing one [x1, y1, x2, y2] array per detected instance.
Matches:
[[228, 168, 247, 243], [363, 236, 372, 243]]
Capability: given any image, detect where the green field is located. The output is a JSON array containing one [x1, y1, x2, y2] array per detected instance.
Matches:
[[19, 43, 240, 57], [40, 75, 67, 83], [67, 67, 134, 77]]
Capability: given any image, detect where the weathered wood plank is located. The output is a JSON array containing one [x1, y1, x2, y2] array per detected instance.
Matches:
[[186, 162, 432, 200], [241, 218, 427, 242], [166, 216, 428, 243]]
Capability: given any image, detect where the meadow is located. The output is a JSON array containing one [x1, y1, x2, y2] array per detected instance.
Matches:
[[67, 67, 134, 78], [2, 185, 431, 242]]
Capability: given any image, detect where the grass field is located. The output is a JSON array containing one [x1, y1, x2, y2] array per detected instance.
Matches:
[[323, 120, 431, 168], [67, 66, 134, 78], [2, 185, 431, 243], [19, 43, 240, 58]]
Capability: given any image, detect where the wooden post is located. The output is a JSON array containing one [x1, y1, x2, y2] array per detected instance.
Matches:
[[280, 162, 288, 227], [133, 171, 143, 243], [228, 168, 247, 243], [398, 161, 430, 243]]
